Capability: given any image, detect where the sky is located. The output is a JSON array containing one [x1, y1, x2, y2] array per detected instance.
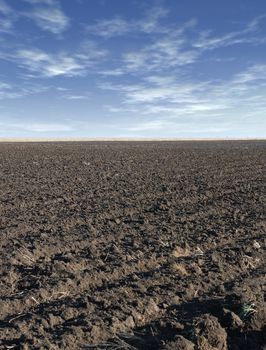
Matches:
[[0, 0, 266, 138]]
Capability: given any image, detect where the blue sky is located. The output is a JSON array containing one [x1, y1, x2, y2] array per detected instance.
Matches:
[[0, 0, 266, 138]]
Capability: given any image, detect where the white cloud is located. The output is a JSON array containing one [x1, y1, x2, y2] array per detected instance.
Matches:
[[87, 12, 199, 74], [0, 0, 14, 32], [93, 13, 266, 134], [107, 19, 197, 75], [0, 121, 74, 132], [123, 38, 198, 72], [0, 81, 11, 90], [246, 14, 266, 31], [0, 81, 24, 99], [101, 63, 266, 135], [87, 5, 169, 37], [138, 6, 169, 34], [17, 49, 83, 77], [62, 94, 90, 100], [1, 37, 107, 79], [120, 14, 266, 74], [75, 40, 107, 60], [24, 0, 57, 4], [233, 64, 266, 84], [0, 0, 69, 35], [31, 7, 69, 34], [24, 122, 74, 132], [123, 119, 171, 131], [116, 117, 232, 134], [99, 69, 125, 76], [90, 12, 265, 77], [194, 16, 266, 50], [99, 79, 209, 104], [23, 0, 70, 34], [0, 79, 49, 99], [15, 42, 107, 77], [87, 17, 129, 38]]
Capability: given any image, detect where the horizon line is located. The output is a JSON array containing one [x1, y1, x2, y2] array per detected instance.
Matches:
[[0, 137, 265, 142]]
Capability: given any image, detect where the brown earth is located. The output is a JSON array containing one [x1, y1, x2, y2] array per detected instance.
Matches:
[[0, 141, 265, 350]]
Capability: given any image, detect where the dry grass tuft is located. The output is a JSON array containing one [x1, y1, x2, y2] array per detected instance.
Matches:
[[172, 246, 191, 258], [170, 263, 189, 276]]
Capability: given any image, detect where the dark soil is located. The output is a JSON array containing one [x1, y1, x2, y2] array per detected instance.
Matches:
[[0, 141, 265, 350]]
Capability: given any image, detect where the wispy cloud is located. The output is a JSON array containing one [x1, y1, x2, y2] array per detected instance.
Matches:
[[87, 6, 168, 38], [62, 94, 90, 100], [118, 119, 231, 134], [0, 121, 74, 132], [194, 16, 266, 50], [0, 81, 11, 90], [98, 12, 265, 76], [23, 0, 69, 34], [0, 81, 29, 99], [87, 17, 129, 38], [17, 49, 84, 77], [31, 7, 69, 34], [24, 0, 58, 5], [14, 41, 107, 78], [0, 0, 15, 33], [0, 0, 70, 36], [0, 81, 13, 98], [123, 34, 198, 73], [0, 78, 50, 100], [93, 19, 198, 76], [101, 63, 266, 134], [233, 64, 266, 84]]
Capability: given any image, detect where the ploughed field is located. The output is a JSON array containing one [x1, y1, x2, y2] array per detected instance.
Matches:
[[0, 141, 265, 350]]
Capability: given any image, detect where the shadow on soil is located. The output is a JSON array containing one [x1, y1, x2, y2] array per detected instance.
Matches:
[[84, 297, 265, 350]]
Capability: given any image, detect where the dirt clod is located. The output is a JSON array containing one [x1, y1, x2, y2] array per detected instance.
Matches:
[[194, 314, 227, 350], [163, 335, 195, 350]]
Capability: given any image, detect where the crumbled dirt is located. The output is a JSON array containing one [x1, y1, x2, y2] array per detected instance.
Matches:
[[162, 335, 195, 349], [0, 141, 265, 350]]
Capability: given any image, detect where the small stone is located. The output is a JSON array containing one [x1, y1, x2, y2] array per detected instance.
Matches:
[[170, 295, 180, 305], [47, 314, 61, 327], [195, 247, 204, 255], [53, 261, 66, 272], [124, 315, 135, 329], [61, 307, 75, 321], [253, 241, 261, 249], [145, 299, 160, 316], [197, 258, 205, 266]]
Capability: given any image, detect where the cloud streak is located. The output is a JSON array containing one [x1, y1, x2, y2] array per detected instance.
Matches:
[[97, 13, 266, 76], [101, 63, 266, 133], [0, 0, 15, 33], [23, 0, 69, 34], [0, 121, 74, 133], [87, 6, 168, 38], [17, 49, 84, 77], [30, 7, 69, 34], [13, 40, 107, 78]]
